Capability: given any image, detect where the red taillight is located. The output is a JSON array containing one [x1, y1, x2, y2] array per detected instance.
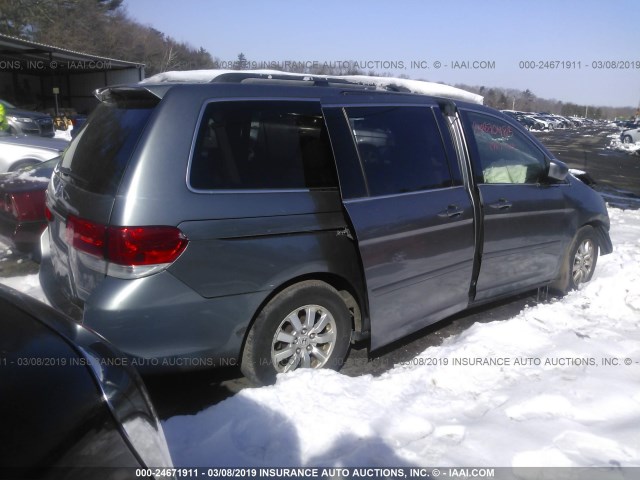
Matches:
[[65, 215, 187, 267], [4, 191, 47, 221], [66, 215, 107, 258], [44, 205, 53, 222], [107, 226, 188, 266]]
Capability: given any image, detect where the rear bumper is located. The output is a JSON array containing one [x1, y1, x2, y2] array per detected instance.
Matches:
[[83, 272, 266, 372], [40, 232, 267, 372]]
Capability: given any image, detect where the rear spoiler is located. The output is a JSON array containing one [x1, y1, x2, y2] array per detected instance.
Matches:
[[94, 85, 170, 103]]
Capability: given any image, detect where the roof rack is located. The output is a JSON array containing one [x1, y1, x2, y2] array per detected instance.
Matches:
[[211, 72, 377, 90], [140, 70, 484, 104]]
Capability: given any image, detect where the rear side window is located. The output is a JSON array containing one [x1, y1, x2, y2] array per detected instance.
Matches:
[[60, 97, 156, 195], [190, 101, 338, 190], [345, 106, 452, 197]]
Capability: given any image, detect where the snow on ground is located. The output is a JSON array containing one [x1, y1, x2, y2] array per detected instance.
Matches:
[[0, 241, 48, 303], [0, 273, 48, 304], [0, 239, 48, 303], [607, 135, 640, 155], [162, 207, 640, 468], [1, 209, 639, 468], [53, 125, 73, 141]]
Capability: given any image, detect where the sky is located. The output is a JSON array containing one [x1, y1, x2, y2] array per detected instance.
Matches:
[[123, 0, 640, 108]]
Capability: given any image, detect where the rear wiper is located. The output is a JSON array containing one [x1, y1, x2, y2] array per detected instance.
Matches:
[[57, 166, 89, 187]]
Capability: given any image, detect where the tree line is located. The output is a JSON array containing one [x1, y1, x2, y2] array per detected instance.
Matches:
[[453, 84, 635, 120], [0, 1, 634, 119], [0, 0, 215, 74]]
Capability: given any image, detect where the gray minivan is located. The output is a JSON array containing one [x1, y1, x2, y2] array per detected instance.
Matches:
[[39, 74, 612, 384]]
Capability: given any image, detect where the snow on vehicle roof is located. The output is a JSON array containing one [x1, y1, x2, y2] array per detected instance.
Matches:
[[141, 69, 484, 105]]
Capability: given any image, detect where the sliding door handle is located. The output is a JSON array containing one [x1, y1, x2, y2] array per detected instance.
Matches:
[[488, 198, 513, 210], [438, 204, 464, 218]]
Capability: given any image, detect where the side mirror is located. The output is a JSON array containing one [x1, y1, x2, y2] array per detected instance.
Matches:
[[547, 158, 568, 182]]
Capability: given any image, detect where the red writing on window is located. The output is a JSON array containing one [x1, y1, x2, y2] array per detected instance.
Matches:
[[473, 122, 513, 138]]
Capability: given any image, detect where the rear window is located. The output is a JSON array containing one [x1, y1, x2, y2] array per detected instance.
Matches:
[[189, 101, 338, 190], [59, 97, 156, 195]]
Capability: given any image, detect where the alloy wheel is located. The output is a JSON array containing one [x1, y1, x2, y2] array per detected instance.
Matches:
[[271, 304, 337, 373], [572, 239, 595, 285]]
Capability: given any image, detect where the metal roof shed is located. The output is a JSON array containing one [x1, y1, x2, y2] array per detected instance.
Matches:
[[0, 33, 145, 114]]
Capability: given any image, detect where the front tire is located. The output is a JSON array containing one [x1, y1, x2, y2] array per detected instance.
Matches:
[[241, 281, 352, 385], [622, 135, 633, 144], [551, 226, 599, 294]]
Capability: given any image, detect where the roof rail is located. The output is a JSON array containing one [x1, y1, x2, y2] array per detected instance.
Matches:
[[140, 70, 484, 104], [210, 72, 375, 90]]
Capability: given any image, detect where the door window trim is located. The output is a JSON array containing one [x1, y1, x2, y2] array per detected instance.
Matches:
[[460, 108, 552, 186], [342, 104, 458, 199]]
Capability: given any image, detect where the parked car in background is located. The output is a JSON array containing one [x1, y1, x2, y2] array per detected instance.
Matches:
[[529, 115, 554, 130], [620, 124, 640, 144], [538, 114, 563, 129], [39, 72, 612, 385], [548, 115, 573, 129], [0, 135, 67, 172], [616, 120, 638, 129], [515, 114, 545, 131], [0, 99, 55, 137], [0, 284, 174, 478], [0, 157, 57, 253]]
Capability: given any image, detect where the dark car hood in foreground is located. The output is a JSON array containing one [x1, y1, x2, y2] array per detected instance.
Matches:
[[0, 285, 174, 473]]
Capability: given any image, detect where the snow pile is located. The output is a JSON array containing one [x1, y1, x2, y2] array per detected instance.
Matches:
[[163, 208, 640, 468], [54, 125, 73, 141], [607, 134, 640, 155], [141, 69, 483, 104], [0, 273, 49, 304], [0, 239, 49, 304], [15, 170, 50, 184], [0, 238, 11, 257], [610, 139, 640, 155]]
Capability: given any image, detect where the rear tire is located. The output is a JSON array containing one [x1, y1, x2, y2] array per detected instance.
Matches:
[[622, 135, 633, 144], [241, 280, 352, 385], [551, 226, 599, 294]]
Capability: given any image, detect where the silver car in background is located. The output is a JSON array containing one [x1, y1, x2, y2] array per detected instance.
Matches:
[[620, 123, 640, 144], [0, 135, 68, 172]]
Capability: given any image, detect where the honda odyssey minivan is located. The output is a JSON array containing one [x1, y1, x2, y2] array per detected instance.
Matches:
[[39, 72, 612, 384]]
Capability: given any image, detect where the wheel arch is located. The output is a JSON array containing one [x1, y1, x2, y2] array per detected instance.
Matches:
[[550, 222, 603, 294], [240, 272, 369, 356], [584, 219, 613, 255], [8, 158, 41, 172]]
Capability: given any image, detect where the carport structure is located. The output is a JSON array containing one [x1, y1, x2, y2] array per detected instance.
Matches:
[[0, 33, 144, 114]]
